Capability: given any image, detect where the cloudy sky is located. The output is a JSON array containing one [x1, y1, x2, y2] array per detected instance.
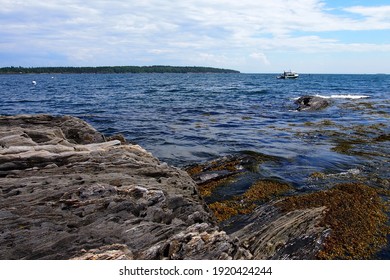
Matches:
[[0, 0, 389, 73]]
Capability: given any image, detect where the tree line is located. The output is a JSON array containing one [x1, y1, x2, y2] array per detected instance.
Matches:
[[0, 66, 240, 74]]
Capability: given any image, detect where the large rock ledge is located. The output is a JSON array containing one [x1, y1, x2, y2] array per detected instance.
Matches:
[[3, 115, 386, 260], [0, 115, 250, 260]]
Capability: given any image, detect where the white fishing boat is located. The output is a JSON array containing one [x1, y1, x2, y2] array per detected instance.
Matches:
[[277, 71, 299, 79]]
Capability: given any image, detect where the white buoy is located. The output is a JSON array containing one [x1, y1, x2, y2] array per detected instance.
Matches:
[[32, 81, 37, 85]]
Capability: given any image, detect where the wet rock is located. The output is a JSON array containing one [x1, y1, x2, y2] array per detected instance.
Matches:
[[228, 203, 328, 260], [0, 114, 249, 260], [186, 155, 243, 184], [295, 95, 330, 111], [186, 153, 333, 259], [208, 179, 292, 222], [226, 183, 389, 260], [276, 183, 389, 259], [188, 152, 389, 259], [185, 152, 281, 197]]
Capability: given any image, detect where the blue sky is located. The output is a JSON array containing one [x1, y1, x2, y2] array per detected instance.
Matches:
[[0, 0, 389, 73]]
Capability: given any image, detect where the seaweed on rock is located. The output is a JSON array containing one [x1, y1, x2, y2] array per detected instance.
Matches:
[[209, 179, 292, 222], [276, 183, 389, 259]]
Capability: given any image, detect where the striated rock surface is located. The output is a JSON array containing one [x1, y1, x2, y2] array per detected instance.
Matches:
[[227, 204, 328, 260], [0, 114, 248, 260]]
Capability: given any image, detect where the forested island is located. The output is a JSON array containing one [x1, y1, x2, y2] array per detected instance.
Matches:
[[0, 66, 239, 74]]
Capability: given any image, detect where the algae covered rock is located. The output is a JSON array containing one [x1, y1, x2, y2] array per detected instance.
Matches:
[[276, 183, 389, 259], [188, 153, 389, 259]]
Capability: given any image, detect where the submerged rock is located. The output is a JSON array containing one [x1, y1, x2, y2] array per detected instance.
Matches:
[[209, 179, 292, 222], [0, 114, 248, 260], [185, 151, 281, 197], [295, 95, 330, 111]]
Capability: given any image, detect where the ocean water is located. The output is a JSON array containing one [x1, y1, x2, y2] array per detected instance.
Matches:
[[1, 72, 390, 257], [1, 73, 388, 179]]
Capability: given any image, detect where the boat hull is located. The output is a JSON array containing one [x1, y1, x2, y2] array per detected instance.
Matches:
[[277, 71, 299, 79]]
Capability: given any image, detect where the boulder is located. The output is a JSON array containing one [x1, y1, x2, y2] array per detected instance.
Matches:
[[295, 95, 330, 111]]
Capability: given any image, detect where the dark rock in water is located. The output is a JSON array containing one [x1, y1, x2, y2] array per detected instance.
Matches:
[[0, 114, 249, 260], [295, 95, 330, 111], [185, 152, 282, 198], [209, 179, 293, 222]]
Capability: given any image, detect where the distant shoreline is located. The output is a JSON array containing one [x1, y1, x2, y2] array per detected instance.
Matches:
[[0, 66, 240, 74]]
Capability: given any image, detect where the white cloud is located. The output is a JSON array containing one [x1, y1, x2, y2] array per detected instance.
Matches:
[[344, 5, 390, 19], [342, 5, 390, 30], [250, 52, 270, 65], [197, 53, 229, 65], [0, 0, 389, 72], [148, 49, 174, 55]]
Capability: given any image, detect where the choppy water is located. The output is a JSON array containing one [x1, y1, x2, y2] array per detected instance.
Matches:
[[1, 73, 389, 185], [1, 72, 390, 257]]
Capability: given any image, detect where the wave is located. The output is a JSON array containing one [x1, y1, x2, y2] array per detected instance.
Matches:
[[292, 94, 370, 101], [315, 94, 370, 99]]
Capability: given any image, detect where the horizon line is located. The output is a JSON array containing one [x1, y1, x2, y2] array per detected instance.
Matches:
[[0, 65, 388, 75]]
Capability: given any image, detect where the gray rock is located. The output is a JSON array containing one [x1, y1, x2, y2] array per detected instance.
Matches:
[[0, 114, 248, 260], [295, 95, 330, 111], [0, 114, 332, 260], [227, 203, 328, 260], [0, 114, 105, 145]]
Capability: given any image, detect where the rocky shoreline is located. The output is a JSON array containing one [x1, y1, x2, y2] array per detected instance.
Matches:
[[0, 115, 388, 259]]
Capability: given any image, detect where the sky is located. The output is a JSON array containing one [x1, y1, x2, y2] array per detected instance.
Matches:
[[0, 0, 389, 73]]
